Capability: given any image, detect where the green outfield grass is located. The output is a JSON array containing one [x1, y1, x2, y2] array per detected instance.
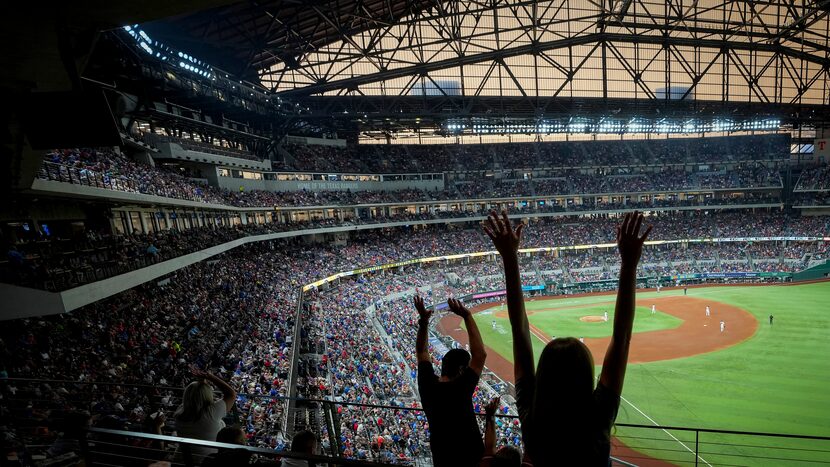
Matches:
[[469, 283, 830, 465], [474, 303, 682, 361]]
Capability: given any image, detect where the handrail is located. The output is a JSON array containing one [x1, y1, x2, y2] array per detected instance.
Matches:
[[614, 423, 830, 441], [4, 378, 829, 443], [285, 286, 305, 436], [86, 428, 398, 466]]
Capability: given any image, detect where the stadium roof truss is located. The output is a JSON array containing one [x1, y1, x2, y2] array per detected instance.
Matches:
[[257, 0, 830, 110]]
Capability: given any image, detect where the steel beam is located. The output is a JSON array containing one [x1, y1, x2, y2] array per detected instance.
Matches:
[[275, 32, 830, 96]]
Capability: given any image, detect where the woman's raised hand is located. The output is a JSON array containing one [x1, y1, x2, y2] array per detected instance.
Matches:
[[617, 211, 652, 268], [413, 295, 432, 323], [482, 210, 524, 257]]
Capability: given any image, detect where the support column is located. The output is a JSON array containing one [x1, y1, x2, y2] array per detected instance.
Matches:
[[139, 211, 149, 233]]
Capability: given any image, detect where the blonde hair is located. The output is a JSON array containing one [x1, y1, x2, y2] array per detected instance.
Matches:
[[174, 381, 215, 423]]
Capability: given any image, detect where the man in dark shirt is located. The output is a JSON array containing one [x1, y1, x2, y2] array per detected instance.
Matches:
[[414, 296, 486, 467]]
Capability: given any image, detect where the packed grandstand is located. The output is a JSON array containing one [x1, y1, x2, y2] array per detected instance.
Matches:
[[4, 1, 830, 466]]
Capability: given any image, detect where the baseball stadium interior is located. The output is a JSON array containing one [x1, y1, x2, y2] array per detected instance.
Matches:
[[2, 1, 830, 466]]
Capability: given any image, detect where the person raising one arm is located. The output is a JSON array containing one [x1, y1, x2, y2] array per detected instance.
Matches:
[[483, 397, 501, 460], [601, 211, 652, 397], [174, 368, 239, 463], [483, 210, 651, 466], [414, 295, 433, 365], [415, 295, 487, 467], [480, 396, 526, 467]]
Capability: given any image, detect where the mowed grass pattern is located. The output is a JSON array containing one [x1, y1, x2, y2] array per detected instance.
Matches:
[[527, 304, 683, 339], [469, 283, 830, 465]]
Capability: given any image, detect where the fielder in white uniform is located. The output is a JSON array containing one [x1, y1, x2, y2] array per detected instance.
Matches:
[[720, 321, 725, 333], [706, 306, 710, 317], [651, 304, 656, 314]]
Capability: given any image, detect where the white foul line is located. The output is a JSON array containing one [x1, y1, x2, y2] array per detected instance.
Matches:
[[619, 393, 712, 467], [529, 327, 548, 343]]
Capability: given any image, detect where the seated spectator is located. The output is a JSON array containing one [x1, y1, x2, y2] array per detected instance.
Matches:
[[147, 243, 160, 258], [282, 430, 319, 467], [203, 426, 260, 467], [7, 245, 25, 266]]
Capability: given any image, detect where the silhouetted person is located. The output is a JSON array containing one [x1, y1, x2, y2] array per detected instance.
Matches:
[[769, 314, 774, 325], [46, 411, 90, 459], [202, 426, 254, 467], [282, 430, 319, 467], [414, 296, 486, 467], [480, 397, 527, 467], [484, 210, 651, 466]]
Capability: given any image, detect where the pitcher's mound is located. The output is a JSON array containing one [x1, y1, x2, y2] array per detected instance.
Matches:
[[580, 316, 606, 323]]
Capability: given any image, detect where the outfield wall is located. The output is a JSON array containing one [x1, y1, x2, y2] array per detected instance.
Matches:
[[793, 260, 830, 281]]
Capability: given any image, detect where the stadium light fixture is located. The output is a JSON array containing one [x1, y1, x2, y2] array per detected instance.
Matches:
[[125, 26, 214, 80]]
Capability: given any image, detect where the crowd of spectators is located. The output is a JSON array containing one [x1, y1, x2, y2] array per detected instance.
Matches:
[[0, 241, 309, 459], [793, 192, 830, 206], [795, 164, 830, 191], [793, 164, 830, 208], [3, 225, 285, 291], [4, 210, 812, 292], [285, 134, 789, 173], [1, 208, 827, 465], [290, 271, 525, 463], [38, 141, 787, 211], [41, 149, 231, 205]]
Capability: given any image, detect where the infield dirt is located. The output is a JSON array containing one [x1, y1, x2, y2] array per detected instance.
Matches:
[[437, 295, 758, 382]]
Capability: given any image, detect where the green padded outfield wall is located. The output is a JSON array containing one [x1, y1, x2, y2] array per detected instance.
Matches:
[[793, 260, 830, 281]]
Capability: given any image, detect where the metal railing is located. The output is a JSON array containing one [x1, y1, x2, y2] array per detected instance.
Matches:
[[37, 161, 220, 204], [83, 427, 397, 467], [38, 161, 141, 193], [3, 378, 829, 466], [285, 287, 306, 436], [611, 423, 830, 466]]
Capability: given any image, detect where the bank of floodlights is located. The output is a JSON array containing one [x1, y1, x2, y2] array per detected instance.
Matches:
[[447, 117, 780, 135], [124, 25, 215, 80]]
